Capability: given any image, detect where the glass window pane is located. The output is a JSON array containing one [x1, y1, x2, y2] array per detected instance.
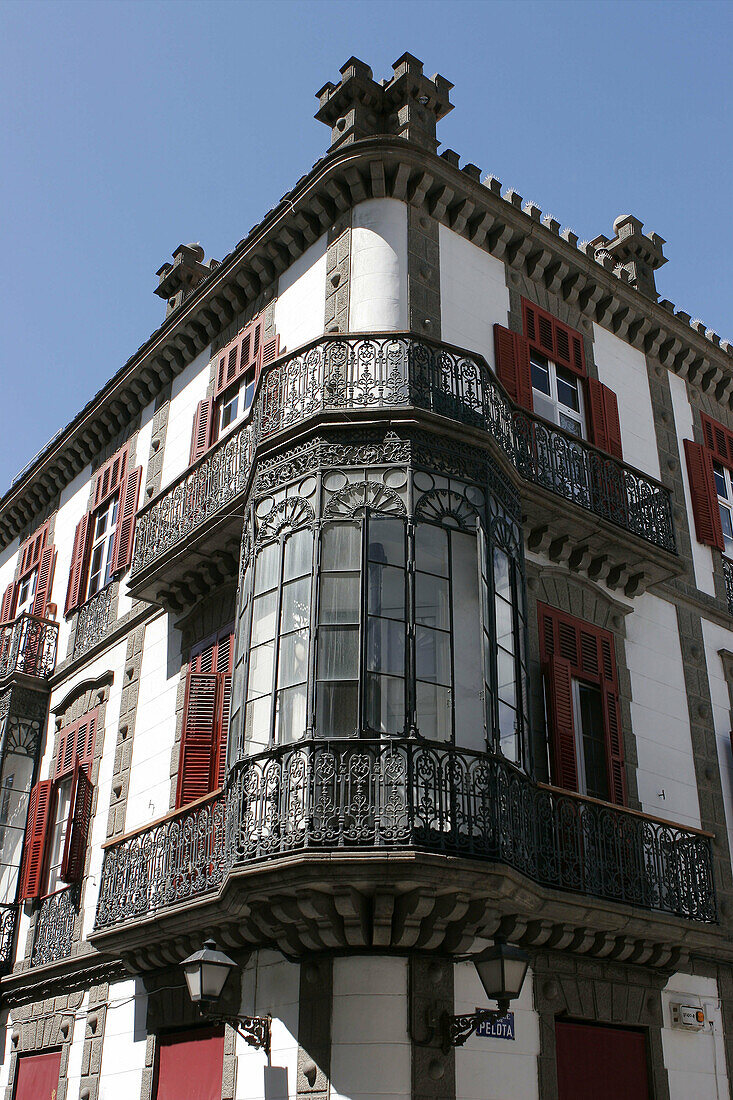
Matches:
[[714, 463, 728, 499], [318, 626, 358, 680], [281, 577, 310, 633], [497, 647, 516, 707], [368, 563, 405, 619], [368, 518, 405, 567], [366, 674, 405, 734], [416, 572, 450, 630], [451, 531, 483, 750], [321, 524, 360, 571], [494, 548, 511, 601], [278, 630, 309, 689], [495, 595, 514, 652], [254, 542, 279, 594], [498, 701, 519, 762], [417, 682, 451, 741], [721, 505, 733, 543], [559, 413, 582, 437], [275, 684, 307, 744], [247, 642, 275, 699], [556, 368, 580, 412], [251, 591, 278, 645], [367, 618, 405, 676], [530, 353, 551, 395], [245, 696, 271, 753], [415, 524, 448, 577], [316, 682, 358, 737], [320, 574, 359, 624], [416, 626, 451, 685], [284, 527, 312, 581]]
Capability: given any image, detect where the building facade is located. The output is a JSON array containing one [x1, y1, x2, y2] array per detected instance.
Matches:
[[0, 52, 731, 1100]]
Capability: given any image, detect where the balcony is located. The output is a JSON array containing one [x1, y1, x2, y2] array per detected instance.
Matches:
[[94, 740, 716, 960], [0, 613, 59, 682], [128, 335, 678, 605], [0, 903, 17, 976]]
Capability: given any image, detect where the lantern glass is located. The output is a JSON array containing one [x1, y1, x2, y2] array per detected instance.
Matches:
[[473, 942, 529, 1005], [181, 940, 237, 1006]]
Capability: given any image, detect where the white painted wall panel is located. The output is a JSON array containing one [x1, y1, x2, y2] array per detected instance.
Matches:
[[439, 224, 511, 369], [117, 401, 155, 618], [662, 973, 729, 1099], [349, 200, 408, 333], [124, 612, 180, 834], [236, 951, 299, 1100], [668, 371, 716, 595], [64, 990, 88, 1097], [331, 956, 410, 1100], [98, 979, 148, 1100], [625, 593, 701, 828], [274, 235, 327, 354], [455, 964, 539, 1100], [700, 618, 733, 861], [593, 323, 660, 478], [54, 465, 93, 657], [159, 344, 212, 492]]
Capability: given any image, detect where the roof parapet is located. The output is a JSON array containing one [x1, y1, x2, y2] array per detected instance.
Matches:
[[315, 52, 453, 153], [590, 215, 667, 301], [155, 243, 219, 318]]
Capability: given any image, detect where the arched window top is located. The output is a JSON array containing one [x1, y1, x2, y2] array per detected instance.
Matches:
[[414, 487, 482, 530], [255, 496, 314, 545], [323, 481, 406, 520]]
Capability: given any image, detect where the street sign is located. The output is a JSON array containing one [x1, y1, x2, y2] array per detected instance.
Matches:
[[475, 1012, 515, 1040]]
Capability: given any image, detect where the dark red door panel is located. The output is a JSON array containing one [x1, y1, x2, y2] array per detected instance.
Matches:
[[556, 1020, 650, 1100]]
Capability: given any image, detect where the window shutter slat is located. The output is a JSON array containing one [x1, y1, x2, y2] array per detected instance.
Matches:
[[587, 380, 623, 459], [60, 759, 94, 883], [111, 466, 142, 575], [521, 298, 586, 376], [701, 412, 733, 468], [259, 334, 281, 382], [493, 325, 533, 410], [176, 673, 219, 807], [65, 513, 91, 616], [684, 439, 724, 550], [190, 399, 214, 464], [31, 547, 56, 618], [92, 446, 128, 509], [18, 779, 53, 901], [602, 682, 626, 806], [0, 583, 17, 624], [544, 656, 578, 792]]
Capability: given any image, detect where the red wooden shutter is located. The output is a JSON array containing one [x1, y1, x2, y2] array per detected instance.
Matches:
[[684, 439, 724, 550], [215, 633, 233, 786], [0, 583, 17, 624], [18, 523, 49, 578], [60, 759, 94, 883], [602, 681, 626, 805], [190, 399, 214, 464], [258, 334, 281, 381], [544, 655, 579, 792], [522, 299, 585, 376], [31, 547, 56, 618], [92, 446, 128, 509], [214, 316, 266, 398], [176, 673, 219, 807], [65, 513, 91, 616], [493, 324, 533, 410], [155, 1027, 225, 1100], [13, 1050, 62, 1100], [18, 779, 53, 900], [56, 710, 98, 779], [587, 379, 623, 460], [111, 466, 142, 575], [701, 412, 733, 468]]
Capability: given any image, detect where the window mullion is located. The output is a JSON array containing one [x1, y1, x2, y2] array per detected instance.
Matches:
[[358, 512, 368, 739]]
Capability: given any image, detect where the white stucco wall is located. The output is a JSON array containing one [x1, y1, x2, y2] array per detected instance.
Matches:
[[593, 323, 660, 479], [331, 956, 411, 1100], [348, 200, 408, 333], [625, 593, 701, 828], [668, 371, 716, 596], [54, 464, 94, 657], [97, 979, 149, 1100], [117, 400, 155, 618], [159, 344, 212, 492], [700, 617, 733, 860], [236, 952, 299, 1100], [454, 964, 539, 1100], [124, 611, 181, 833], [439, 224, 511, 369], [274, 234, 327, 354], [662, 972, 729, 1099]]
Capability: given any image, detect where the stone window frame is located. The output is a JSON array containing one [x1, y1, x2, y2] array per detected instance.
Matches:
[[4, 990, 83, 1100]]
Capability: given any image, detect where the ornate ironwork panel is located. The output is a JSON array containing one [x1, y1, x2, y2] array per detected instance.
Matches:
[[0, 903, 17, 975], [32, 885, 79, 967], [73, 588, 113, 658], [0, 614, 59, 681], [95, 741, 715, 931], [723, 557, 733, 616], [130, 335, 676, 578]]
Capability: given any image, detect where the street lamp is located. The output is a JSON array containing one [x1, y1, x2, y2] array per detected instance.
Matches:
[[181, 939, 271, 1057], [442, 941, 530, 1051]]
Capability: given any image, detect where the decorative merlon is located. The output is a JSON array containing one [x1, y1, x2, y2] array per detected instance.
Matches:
[[590, 214, 667, 300], [155, 243, 219, 318], [315, 52, 453, 152]]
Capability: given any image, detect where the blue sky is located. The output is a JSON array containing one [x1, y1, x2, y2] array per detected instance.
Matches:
[[1, 0, 731, 492]]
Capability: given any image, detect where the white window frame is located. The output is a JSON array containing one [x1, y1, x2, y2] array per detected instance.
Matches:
[[570, 677, 608, 800], [216, 371, 257, 442], [87, 494, 119, 599], [43, 774, 73, 896], [530, 350, 586, 438], [15, 569, 38, 617], [713, 460, 733, 555]]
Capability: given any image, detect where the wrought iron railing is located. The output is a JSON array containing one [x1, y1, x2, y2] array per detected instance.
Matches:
[[0, 613, 59, 681], [0, 903, 17, 975], [32, 886, 78, 967], [723, 557, 733, 616], [130, 335, 676, 576], [95, 740, 715, 932], [73, 587, 113, 658]]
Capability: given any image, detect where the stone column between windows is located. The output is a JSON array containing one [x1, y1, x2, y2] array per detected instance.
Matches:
[[78, 980, 108, 1100], [142, 384, 172, 504], [296, 956, 332, 1100], [104, 625, 145, 840], [407, 208, 441, 338], [409, 955, 456, 1100]]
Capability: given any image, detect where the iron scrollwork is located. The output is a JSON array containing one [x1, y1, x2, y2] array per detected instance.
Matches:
[[73, 587, 113, 658], [0, 614, 59, 681], [32, 886, 79, 967]]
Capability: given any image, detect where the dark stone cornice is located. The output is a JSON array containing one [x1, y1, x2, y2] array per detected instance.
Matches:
[[2, 135, 732, 550]]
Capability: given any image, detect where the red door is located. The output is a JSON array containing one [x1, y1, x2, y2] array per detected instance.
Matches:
[[13, 1050, 61, 1100], [556, 1020, 650, 1100], [154, 1027, 225, 1100]]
